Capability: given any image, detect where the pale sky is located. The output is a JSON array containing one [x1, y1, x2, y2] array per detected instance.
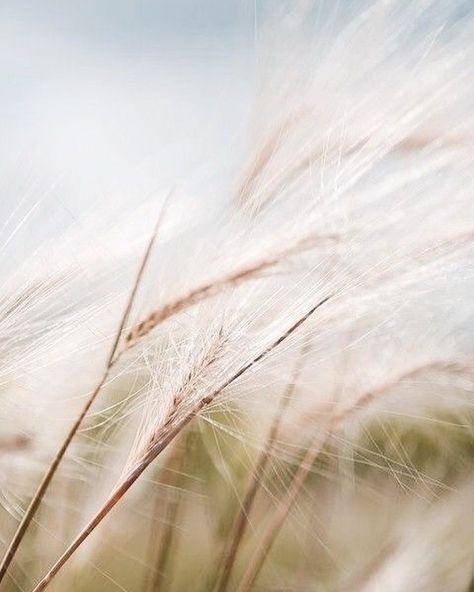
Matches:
[[0, 1, 258, 220]]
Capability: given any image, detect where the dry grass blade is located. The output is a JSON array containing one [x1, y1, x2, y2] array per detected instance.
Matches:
[[124, 235, 335, 350], [237, 114, 298, 206], [145, 430, 190, 592], [30, 294, 332, 592], [235, 433, 329, 592], [235, 358, 474, 592], [213, 339, 311, 592], [0, 202, 167, 585]]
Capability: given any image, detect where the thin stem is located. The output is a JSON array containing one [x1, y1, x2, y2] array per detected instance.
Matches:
[[235, 434, 328, 592], [108, 195, 170, 367], [31, 294, 332, 591], [0, 202, 167, 586], [145, 430, 190, 592], [214, 340, 311, 592], [234, 357, 472, 591], [234, 340, 354, 592], [124, 234, 332, 350]]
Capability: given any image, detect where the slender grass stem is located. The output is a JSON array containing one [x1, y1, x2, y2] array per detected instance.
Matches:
[[234, 358, 472, 591], [30, 295, 332, 592], [235, 432, 329, 592], [0, 202, 167, 586], [213, 339, 311, 592], [145, 430, 190, 592]]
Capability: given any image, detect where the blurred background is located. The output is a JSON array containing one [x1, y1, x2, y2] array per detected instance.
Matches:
[[0, 2, 473, 591], [0, 0, 258, 220]]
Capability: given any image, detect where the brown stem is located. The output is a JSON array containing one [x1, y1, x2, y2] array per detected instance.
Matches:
[[145, 431, 189, 592], [31, 294, 332, 591], [235, 434, 328, 592], [234, 357, 473, 591], [0, 202, 167, 586], [124, 235, 336, 350], [214, 340, 311, 592]]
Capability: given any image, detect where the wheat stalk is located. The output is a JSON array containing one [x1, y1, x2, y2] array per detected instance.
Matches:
[[213, 338, 311, 592], [0, 201, 167, 584], [0, 202, 325, 582], [235, 359, 474, 591], [123, 233, 334, 350], [30, 294, 332, 591], [144, 429, 191, 592]]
